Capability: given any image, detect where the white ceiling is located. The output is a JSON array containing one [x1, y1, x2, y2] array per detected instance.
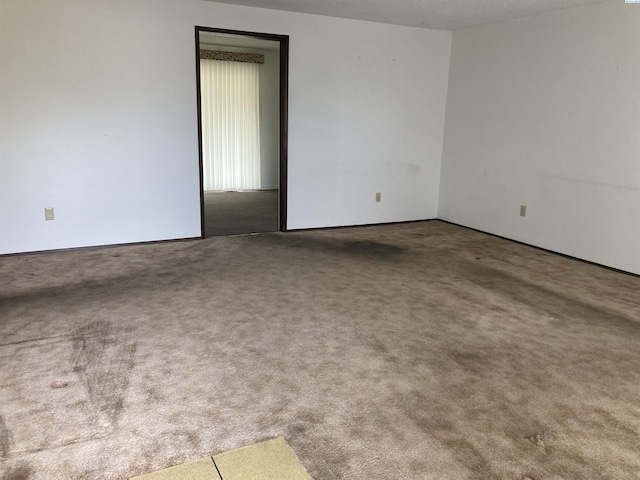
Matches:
[[205, 0, 608, 30], [200, 31, 280, 50]]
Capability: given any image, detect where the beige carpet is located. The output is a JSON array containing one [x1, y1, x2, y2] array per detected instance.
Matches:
[[1, 221, 640, 479]]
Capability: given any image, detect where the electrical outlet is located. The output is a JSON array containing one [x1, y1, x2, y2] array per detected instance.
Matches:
[[45, 207, 54, 221], [520, 205, 527, 217], [375, 192, 381, 203]]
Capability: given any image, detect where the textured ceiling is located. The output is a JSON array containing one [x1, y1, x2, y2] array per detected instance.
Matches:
[[205, 0, 608, 30]]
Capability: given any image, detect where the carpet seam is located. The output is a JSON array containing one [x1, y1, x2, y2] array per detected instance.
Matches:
[[211, 456, 224, 480]]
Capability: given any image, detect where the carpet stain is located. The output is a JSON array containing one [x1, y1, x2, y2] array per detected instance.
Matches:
[[0, 464, 32, 480], [525, 433, 548, 455], [286, 422, 309, 438], [359, 333, 389, 355], [467, 264, 640, 335], [0, 415, 12, 458], [400, 390, 498, 477], [586, 408, 638, 440], [262, 235, 404, 259], [343, 240, 404, 257], [295, 410, 324, 427], [50, 379, 70, 389], [446, 438, 498, 477], [72, 321, 136, 424], [449, 350, 493, 375]]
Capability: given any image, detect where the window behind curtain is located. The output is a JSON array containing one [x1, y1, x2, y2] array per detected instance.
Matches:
[[200, 59, 260, 191]]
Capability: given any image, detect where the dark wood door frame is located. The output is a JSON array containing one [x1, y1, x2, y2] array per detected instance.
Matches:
[[195, 26, 289, 237]]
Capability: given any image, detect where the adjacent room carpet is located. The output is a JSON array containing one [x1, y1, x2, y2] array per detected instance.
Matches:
[[204, 190, 278, 237], [1, 221, 639, 479]]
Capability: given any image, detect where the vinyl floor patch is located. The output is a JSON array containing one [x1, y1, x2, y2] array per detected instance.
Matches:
[[130, 438, 312, 480], [213, 438, 313, 480]]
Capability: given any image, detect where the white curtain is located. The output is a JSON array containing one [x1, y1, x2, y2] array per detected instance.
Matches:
[[200, 59, 261, 191]]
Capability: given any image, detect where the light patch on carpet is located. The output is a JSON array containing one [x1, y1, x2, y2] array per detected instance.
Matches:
[[0, 338, 111, 455], [213, 437, 313, 480], [129, 457, 221, 480]]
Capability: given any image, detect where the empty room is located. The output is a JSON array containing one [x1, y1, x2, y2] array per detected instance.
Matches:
[[1, 0, 639, 479]]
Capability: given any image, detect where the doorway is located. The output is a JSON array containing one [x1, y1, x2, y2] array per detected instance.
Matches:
[[195, 27, 289, 237]]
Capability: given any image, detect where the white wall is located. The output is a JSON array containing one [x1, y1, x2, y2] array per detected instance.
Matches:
[[0, 0, 451, 254], [287, 19, 451, 229], [439, 0, 640, 274]]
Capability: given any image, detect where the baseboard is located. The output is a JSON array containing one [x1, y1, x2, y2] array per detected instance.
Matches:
[[0, 236, 202, 258], [287, 218, 438, 233], [4, 219, 638, 280], [204, 188, 278, 193], [438, 220, 640, 279]]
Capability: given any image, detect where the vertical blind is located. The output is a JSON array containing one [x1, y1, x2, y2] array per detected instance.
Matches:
[[200, 59, 261, 191]]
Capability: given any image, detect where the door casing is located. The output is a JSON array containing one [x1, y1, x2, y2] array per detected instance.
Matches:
[[195, 26, 289, 237]]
